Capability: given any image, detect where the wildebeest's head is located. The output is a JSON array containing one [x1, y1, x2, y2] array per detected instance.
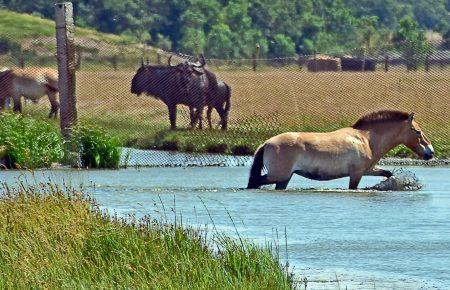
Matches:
[[130, 61, 149, 96]]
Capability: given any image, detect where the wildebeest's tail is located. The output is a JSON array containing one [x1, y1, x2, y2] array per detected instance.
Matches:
[[247, 144, 265, 189]]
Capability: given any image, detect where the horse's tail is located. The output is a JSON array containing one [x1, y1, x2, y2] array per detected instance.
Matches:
[[45, 83, 59, 93], [247, 144, 265, 189]]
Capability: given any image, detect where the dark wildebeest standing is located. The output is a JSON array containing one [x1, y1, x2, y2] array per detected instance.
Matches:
[[178, 55, 230, 130], [340, 57, 376, 71], [206, 80, 231, 130], [0, 67, 59, 118], [130, 59, 210, 129]]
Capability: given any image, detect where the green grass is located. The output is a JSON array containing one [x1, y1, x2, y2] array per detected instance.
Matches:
[[0, 111, 124, 169], [0, 9, 131, 44], [0, 112, 64, 168], [70, 123, 122, 169], [0, 181, 294, 289]]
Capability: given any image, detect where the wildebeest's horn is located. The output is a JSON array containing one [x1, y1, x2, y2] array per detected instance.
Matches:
[[199, 54, 206, 67], [168, 55, 175, 66], [191, 54, 206, 68]]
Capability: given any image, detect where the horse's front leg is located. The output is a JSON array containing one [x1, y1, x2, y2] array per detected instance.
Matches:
[[48, 92, 59, 118], [349, 170, 364, 190], [0, 96, 11, 110], [364, 166, 393, 178]]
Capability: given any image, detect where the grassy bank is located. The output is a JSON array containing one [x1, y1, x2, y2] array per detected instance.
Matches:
[[0, 113, 122, 169], [0, 9, 130, 44], [0, 181, 293, 289]]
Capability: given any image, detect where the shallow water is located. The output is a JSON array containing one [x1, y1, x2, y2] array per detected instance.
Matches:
[[1, 166, 449, 289]]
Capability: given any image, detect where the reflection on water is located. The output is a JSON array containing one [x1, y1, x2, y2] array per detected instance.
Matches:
[[1, 166, 449, 289]]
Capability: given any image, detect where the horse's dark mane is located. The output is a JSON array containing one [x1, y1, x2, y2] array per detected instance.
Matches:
[[352, 110, 410, 128]]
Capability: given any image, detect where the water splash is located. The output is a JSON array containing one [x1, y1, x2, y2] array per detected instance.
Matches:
[[367, 168, 422, 191]]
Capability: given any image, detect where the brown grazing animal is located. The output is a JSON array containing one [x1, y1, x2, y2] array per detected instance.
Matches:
[[247, 110, 434, 190], [0, 67, 59, 118]]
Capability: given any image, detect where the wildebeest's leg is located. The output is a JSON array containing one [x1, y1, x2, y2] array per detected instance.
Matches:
[[167, 103, 177, 130], [189, 106, 196, 129], [196, 106, 203, 129], [207, 106, 213, 129], [364, 166, 393, 178], [216, 106, 228, 130], [48, 92, 59, 118], [12, 94, 22, 113]]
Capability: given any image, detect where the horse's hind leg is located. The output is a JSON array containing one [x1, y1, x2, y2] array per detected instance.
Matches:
[[275, 179, 291, 190], [249, 174, 275, 189]]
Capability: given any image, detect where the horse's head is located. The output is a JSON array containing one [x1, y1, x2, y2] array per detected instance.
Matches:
[[401, 113, 434, 160]]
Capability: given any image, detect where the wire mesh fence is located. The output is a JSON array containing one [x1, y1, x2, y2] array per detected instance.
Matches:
[[1, 32, 449, 166]]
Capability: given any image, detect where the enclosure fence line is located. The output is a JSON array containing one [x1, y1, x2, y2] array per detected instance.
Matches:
[[0, 10, 449, 167]]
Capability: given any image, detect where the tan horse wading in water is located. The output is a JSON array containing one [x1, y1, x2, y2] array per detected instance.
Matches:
[[247, 110, 434, 190], [0, 67, 59, 118]]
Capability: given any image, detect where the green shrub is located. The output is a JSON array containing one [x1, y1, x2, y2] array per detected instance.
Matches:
[[0, 113, 64, 168], [71, 123, 121, 169]]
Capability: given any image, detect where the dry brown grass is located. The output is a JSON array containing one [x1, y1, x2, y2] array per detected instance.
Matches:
[[24, 68, 450, 156]]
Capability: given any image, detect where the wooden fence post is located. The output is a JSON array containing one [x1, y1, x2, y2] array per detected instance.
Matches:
[[252, 43, 260, 71], [361, 47, 366, 71], [425, 54, 430, 72], [313, 51, 317, 72], [157, 51, 161, 65], [18, 43, 25, 68], [55, 2, 77, 140], [384, 55, 389, 72]]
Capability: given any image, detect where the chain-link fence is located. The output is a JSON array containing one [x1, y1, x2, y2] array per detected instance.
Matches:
[[1, 32, 449, 166]]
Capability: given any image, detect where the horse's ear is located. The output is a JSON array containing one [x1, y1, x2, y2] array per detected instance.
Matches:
[[408, 112, 415, 122]]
